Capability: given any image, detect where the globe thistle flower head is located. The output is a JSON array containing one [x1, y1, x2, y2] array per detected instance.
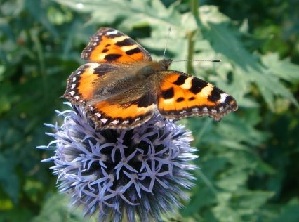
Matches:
[[39, 104, 197, 222]]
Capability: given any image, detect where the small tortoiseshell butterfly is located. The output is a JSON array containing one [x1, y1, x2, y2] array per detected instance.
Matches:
[[64, 27, 238, 129]]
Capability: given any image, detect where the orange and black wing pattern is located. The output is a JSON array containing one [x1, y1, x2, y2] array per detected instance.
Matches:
[[81, 27, 152, 64], [157, 71, 238, 121], [85, 91, 157, 129], [63, 63, 119, 105]]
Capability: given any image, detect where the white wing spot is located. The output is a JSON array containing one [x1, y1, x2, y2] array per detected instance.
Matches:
[[203, 107, 208, 112], [219, 93, 228, 103], [192, 107, 199, 112], [107, 30, 118, 35], [111, 119, 119, 125], [101, 118, 108, 124], [69, 91, 75, 96], [95, 112, 101, 118]]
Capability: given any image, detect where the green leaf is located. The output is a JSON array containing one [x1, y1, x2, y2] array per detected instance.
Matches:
[[0, 155, 19, 203], [262, 53, 299, 81], [272, 199, 299, 222], [32, 194, 90, 222], [197, 6, 298, 110]]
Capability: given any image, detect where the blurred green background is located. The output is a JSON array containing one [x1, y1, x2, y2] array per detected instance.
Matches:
[[1, 0, 299, 221]]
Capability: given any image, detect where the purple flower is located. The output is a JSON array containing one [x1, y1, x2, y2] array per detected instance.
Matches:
[[38, 103, 197, 222]]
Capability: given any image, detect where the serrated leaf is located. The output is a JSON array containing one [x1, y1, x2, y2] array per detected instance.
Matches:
[[197, 6, 298, 110], [55, 0, 185, 29], [262, 53, 299, 81]]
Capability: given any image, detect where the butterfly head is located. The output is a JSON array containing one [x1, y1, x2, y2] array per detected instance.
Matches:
[[158, 59, 172, 70]]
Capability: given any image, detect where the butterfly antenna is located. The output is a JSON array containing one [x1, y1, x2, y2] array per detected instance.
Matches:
[[163, 27, 172, 59], [173, 59, 221, 63]]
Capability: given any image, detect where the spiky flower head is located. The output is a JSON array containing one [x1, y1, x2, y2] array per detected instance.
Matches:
[[38, 104, 197, 222]]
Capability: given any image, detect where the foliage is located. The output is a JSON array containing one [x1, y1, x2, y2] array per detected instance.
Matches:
[[0, 0, 298, 221]]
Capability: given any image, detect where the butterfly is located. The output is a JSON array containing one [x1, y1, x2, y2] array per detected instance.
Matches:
[[63, 27, 238, 129]]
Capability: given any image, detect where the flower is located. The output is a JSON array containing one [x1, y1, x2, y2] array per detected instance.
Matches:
[[38, 103, 197, 222]]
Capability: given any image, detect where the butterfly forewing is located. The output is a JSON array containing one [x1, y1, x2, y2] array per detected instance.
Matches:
[[157, 71, 238, 120], [64, 63, 120, 105], [81, 27, 152, 63]]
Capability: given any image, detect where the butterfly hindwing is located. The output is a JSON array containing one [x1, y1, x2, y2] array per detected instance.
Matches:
[[86, 91, 157, 129], [157, 71, 238, 121], [81, 27, 152, 63]]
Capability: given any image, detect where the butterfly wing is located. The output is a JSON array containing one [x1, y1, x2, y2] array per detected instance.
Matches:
[[81, 27, 152, 63], [64, 27, 156, 129], [85, 90, 157, 129], [64, 63, 121, 105], [157, 71, 238, 121], [64, 62, 157, 129]]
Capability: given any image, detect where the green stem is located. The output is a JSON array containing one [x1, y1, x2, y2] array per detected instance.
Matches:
[[186, 30, 195, 74], [187, 0, 202, 74], [190, 0, 201, 26]]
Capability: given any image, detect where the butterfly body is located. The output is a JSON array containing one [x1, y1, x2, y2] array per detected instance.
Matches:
[[64, 27, 238, 129]]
